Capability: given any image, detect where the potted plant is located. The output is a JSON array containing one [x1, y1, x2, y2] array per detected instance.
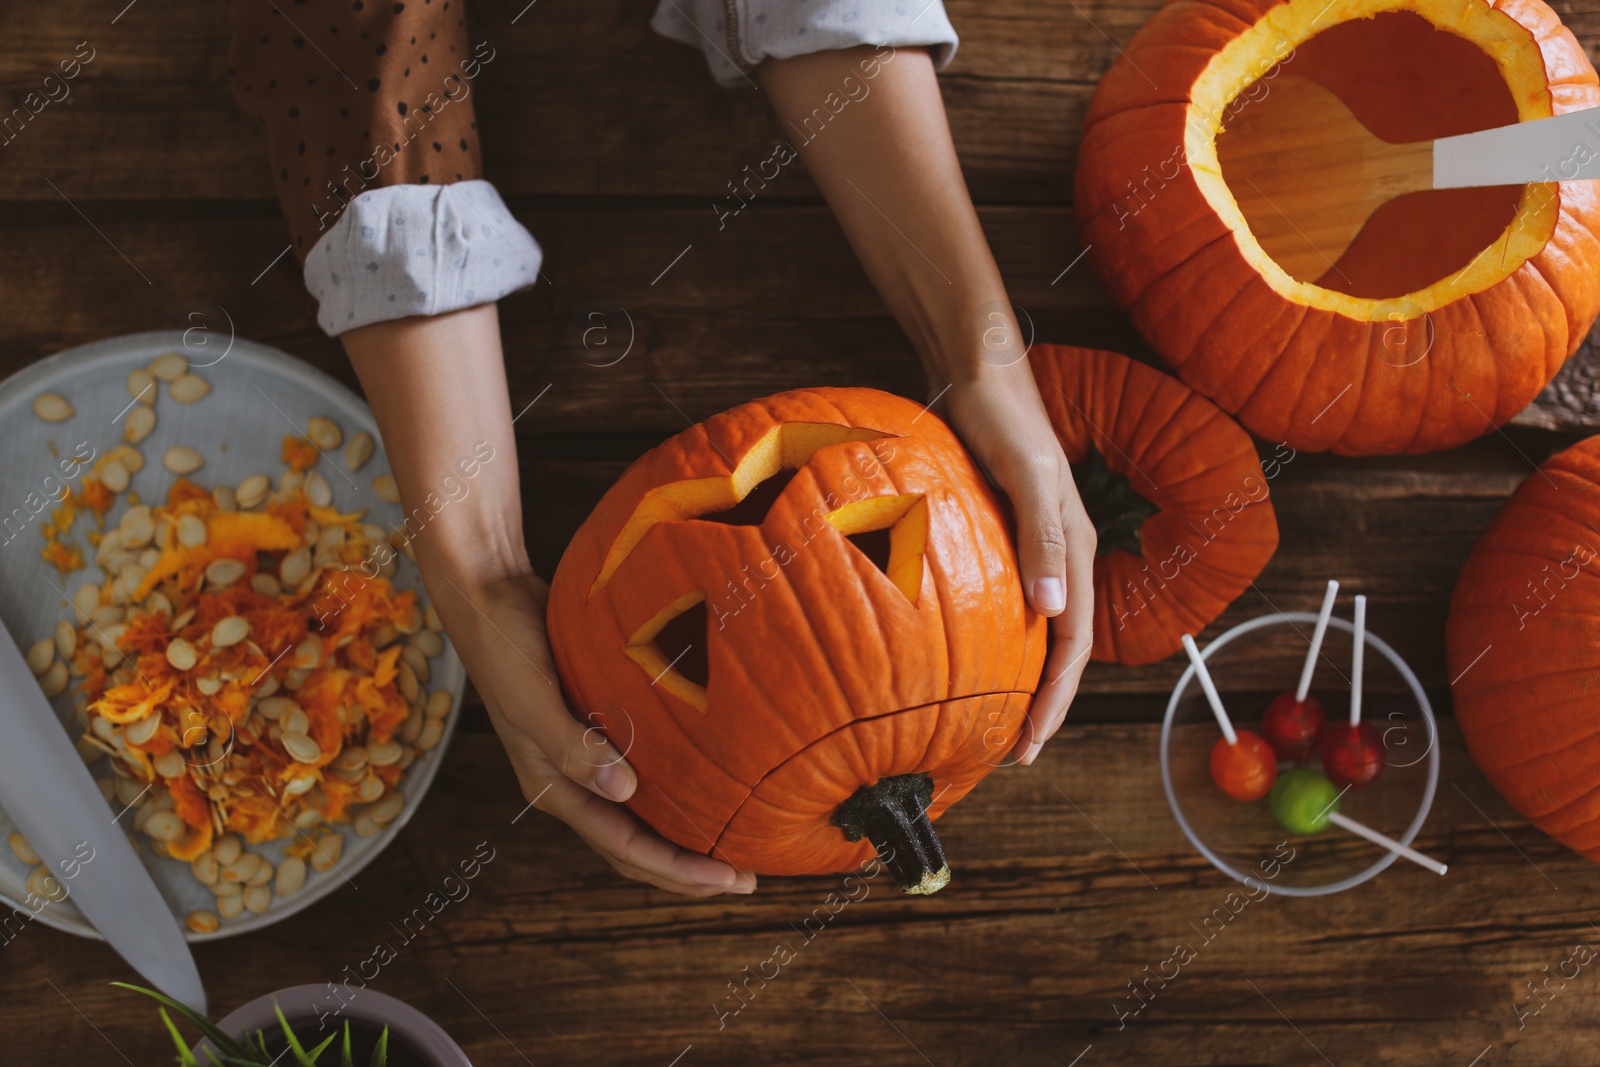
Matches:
[[119, 982, 472, 1066]]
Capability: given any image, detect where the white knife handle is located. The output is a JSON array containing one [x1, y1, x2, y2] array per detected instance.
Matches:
[[1434, 107, 1600, 188]]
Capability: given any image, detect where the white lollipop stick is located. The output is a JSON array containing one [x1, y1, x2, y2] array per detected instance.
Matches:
[[1350, 594, 1367, 727], [1327, 811, 1447, 875], [1181, 633, 1238, 746], [1294, 579, 1340, 703]]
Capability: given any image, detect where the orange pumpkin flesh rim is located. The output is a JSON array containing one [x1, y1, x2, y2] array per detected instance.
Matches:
[[1195, 0, 1558, 314]]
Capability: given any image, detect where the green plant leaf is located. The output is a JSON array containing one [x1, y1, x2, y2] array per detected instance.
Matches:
[[368, 1027, 389, 1067], [340, 1021, 355, 1067], [157, 1007, 203, 1067], [114, 982, 250, 1060]]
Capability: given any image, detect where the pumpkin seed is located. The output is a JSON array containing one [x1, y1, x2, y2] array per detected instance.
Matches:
[[26, 638, 55, 675], [246, 858, 274, 887], [310, 833, 343, 872], [280, 546, 310, 587], [400, 705, 424, 744], [357, 774, 385, 803], [373, 475, 400, 504], [114, 775, 145, 806], [333, 746, 367, 773], [254, 673, 280, 699], [190, 851, 219, 886], [220, 852, 264, 884], [366, 740, 403, 768], [294, 808, 323, 831], [100, 459, 130, 493], [397, 659, 419, 704], [124, 713, 161, 746], [212, 878, 242, 898], [249, 572, 282, 597], [275, 855, 307, 896], [32, 393, 74, 423], [39, 661, 69, 698], [211, 615, 250, 648], [304, 470, 332, 508], [400, 645, 431, 686], [353, 811, 380, 837], [170, 373, 211, 403], [283, 666, 311, 690], [108, 444, 145, 473], [256, 697, 298, 722], [345, 431, 374, 471], [283, 707, 309, 736], [72, 583, 100, 620], [212, 834, 241, 866], [54, 619, 76, 661], [295, 634, 323, 669], [426, 690, 452, 720], [165, 638, 198, 671], [169, 607, 195, 632], [175, 513, 208, 548], [125, 366, 155, 403], [144, 811, 185, 842], [185, 909, 219, 933], [96, 777, 117, 804], [204, 557, 246, 586], [153, 750, 185, 778], [234, 473, 270, 510], [120, 506, 154, 548], [149, 351, 187, 380], [76, 735, 103, 764], [306, 416, 343, 450], [368, 790, 404, 825], [282, 732, 321, 764], [163, 445, 204, 474], [216, 893, 244, 920], [416, 717, 444, 751], [8, 833, 40, 866], [124, 404, 156, 444]]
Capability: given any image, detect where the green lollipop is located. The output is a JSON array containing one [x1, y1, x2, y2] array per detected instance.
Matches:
[[1270, 768, 1341, 835]]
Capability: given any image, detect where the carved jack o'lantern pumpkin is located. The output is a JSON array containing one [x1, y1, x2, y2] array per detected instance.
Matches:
[[548, 389, 1046, 893]]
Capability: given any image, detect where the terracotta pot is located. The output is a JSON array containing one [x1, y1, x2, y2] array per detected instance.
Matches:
[[194, 984, 471, 1065]]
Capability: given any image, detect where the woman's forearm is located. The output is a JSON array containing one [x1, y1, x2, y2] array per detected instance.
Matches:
[[340, 304, 533, 592], [760, 46, 1021, 383]]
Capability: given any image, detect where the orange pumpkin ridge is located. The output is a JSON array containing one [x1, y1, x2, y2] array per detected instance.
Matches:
[[548, 388, 1046, 892], [1075, 0, 1600, 455], [1449, 435, 1600, 859], [1030, 345, 1280, 666]]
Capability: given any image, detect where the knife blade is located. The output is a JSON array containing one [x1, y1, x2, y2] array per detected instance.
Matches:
[[0, 611, 205, 1012]]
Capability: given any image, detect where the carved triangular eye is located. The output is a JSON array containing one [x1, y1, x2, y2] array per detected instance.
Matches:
[[698, 469, 797, 526], [590, 422, 890, 595], [623, 591, 709, 710], [826, 494, 927, 604]]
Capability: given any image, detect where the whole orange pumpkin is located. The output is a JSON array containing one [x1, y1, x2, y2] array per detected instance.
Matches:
[[1030, 345, 1280, 666], [547, 389, 1046, 892], [1074, 0, 1600, 455], [1448, 436, 1600, 859]]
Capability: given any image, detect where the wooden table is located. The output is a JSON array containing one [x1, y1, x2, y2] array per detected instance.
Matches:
[[6, 0, 1600, 1063]]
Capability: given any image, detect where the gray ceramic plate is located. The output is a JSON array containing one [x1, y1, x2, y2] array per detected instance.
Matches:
[[0, 332, 466, 941]]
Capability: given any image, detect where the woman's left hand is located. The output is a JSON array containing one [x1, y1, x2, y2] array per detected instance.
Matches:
[[939, 358, 1097, 765]]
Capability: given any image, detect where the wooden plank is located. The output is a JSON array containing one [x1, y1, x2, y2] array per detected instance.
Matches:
[[4, 725, 1597, 1065], [0, 203, 1566, 692]]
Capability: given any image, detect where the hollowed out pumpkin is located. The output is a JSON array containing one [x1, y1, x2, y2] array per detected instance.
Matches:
[[1075, 0, 1600, 455], [1030, 344, 1281, 666], [1448, 436, 1600, 859], [547, 389, 1046, 892]]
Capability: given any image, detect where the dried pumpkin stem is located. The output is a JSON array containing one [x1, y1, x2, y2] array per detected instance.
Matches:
[[1072, 442, 1160, 558], [832, 772, 950, 895]]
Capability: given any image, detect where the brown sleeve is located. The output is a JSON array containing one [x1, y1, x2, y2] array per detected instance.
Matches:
[[221, 0, 487, 261]]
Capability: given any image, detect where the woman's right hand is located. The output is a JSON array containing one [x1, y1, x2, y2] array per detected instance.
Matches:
[[342, 305, 753, 897], [441, 564, 757, 896]]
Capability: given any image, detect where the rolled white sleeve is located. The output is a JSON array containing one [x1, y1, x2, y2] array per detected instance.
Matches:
[[650, 0, 959, 88], [303, 180, 542, 338]]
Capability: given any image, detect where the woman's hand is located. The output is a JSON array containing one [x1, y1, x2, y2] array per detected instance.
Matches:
[[939, 361, 1096, 764], [342, 305, 753, 895], [440, 564, 756, 896], [761, 46, 1097, 761]]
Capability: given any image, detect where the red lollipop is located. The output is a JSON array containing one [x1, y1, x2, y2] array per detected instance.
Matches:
[[1182, 635, 1278, 801], [1319, 595, 1385, 789], [1263, 580, 1337, 761]]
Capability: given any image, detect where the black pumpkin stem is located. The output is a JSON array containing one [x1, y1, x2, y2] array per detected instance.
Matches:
[[1072, 442, 1161, 558], [833, 772, 950, 895]]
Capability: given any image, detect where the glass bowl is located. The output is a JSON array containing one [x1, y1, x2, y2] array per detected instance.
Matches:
[[1160, 611, 1441, 896]]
